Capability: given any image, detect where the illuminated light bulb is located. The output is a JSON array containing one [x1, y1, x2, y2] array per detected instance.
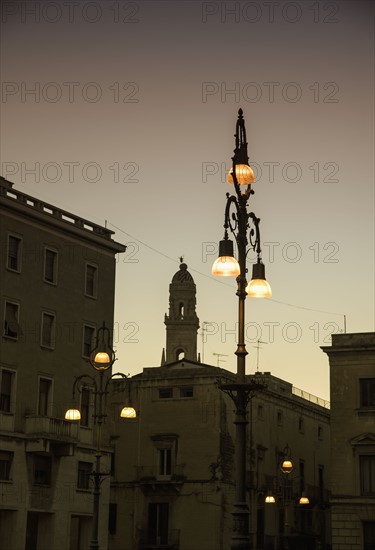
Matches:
[[281, 459, 294, 474], [246, 261, 272, 298], [120, 406, 137, 419], [65, 408, 81, 421], [212, 256, 240, 277], [95, 352, 110, 364], [246, 279, 272, 298], [212, 238, 240, 276], [227, 164, 255, 185]]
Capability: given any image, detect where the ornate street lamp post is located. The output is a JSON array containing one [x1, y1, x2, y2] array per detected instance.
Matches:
[[265, 445, 310, 549], [65, 322, 136, 550], [212, 109, 272, 549]]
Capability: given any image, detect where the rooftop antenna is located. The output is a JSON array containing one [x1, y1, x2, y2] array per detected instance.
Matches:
[[201, 322, 211, 364], [213, 352, 228, 367], [255, 340, 268, 372]]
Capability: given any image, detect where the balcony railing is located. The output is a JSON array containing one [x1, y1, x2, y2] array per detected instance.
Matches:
[[139, 529, 180, 549], [292, 386, 330, 409], [25, 415, 78, 441], [136, 464, 186, 482]]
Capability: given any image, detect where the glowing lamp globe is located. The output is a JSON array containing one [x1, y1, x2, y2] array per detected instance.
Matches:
[[246, 261, 272, 298], [227, 164, 255, 185], [281, 459, 294, 474], [265, 495, 276, 504], [212, 238, 240, 276], [212, 256, 240, 277], [299, 494, 310, 505], [65, 408, 81, 421], [92, 351, 111, 370], [246, 279, 272, 298], [120, 406, 137, 419]]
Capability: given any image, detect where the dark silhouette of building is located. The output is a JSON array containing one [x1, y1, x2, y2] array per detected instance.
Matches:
[[109, 262, 331, 550], [322, 332, 375, 550]]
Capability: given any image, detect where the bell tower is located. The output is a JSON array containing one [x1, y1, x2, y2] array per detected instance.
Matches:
[[163, 262, 200, 363]]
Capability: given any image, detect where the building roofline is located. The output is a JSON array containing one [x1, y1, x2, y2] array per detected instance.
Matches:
[[128, 360, 330, 410], [321, 332, 375, 355], [0, 177, 126, 253]]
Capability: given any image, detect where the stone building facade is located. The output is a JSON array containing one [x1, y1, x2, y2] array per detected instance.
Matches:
[[0, 177, 125, 549], [322, 332, 375, 550], [109, 263, 331, 550]]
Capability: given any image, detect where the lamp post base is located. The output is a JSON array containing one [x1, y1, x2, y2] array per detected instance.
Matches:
[[231, 503, 251, 550]]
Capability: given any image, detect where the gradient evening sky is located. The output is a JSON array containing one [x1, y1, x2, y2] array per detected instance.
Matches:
[[1, 0, 374, 401]]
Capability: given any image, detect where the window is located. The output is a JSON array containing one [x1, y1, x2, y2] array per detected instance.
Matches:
[[363, 522, 375, 550], [85, 264, 97, 298], [0, 450, 13, 481], [176, 349, 185, 360], [44, 248, 57, 284], [77, 461, 92, 490], [360, 379, 375, 407], [41, 312, 55, 348], [7, 234, 22, 272], [318, 425, 323, 439], [159, 388, 173, 399], [0, 370, 14, 413], [33, 455, 51, 485], [360, 455, 375, 495], [178, 302, 184, 319], [298, 417, 304, 433], [257, 404, 264, 419], [299, 460, 305, 493], [318, 465, 325, 502], [80, 387, 90, 427], [108, 503, 117, 535], [3, 301, 20, 339], [83, 325, 95, 358], [158, 448, 172, 477], [148, 503, 169, 545], [180, 387, 193, 398], [38, 378, 52, 416]]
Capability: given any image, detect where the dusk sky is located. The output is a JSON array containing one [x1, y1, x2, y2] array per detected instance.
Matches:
[[1, 0, 374, 401]]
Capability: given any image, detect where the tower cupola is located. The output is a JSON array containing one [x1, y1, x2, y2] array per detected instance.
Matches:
[[163, 261, 200, 363]]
